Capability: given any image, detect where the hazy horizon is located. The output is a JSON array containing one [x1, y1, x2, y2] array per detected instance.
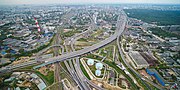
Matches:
[[0, 0, 180, 5]]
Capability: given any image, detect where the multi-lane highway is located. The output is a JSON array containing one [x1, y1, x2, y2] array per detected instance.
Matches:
[[69, 28, 104, 90], [0, 60, 38, 74], [64, 43, 91, 90], [116, 14, 163, 90], [0, 10, 128, 90], [38, 12, 127, 66], [0, 9, 167, 90], [63, 12, 103, 90], [53, 30, 63, 84], [0, 10, 126, 74]]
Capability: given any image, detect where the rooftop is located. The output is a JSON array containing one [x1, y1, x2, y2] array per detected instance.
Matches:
[[129, 51, 149, 66], [95, 70, 101, 76], [95, 62, 103, 70], [87, 59, 94, 66]]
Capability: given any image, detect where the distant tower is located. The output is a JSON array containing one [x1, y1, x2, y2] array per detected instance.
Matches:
[[34, 17, 41, 32], [93, 12, 98, 24]]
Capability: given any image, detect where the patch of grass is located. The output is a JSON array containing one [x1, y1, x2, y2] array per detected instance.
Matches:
[[77, 38, 88, 42], [21, 64, 40, 70], [0, 62, 11, 68], [60, 62, 68, 71], [85, 54, 103, 61], [80, 62, 91, 80], [35, 71, 54, 85], [104, 60, 139, 90], [62, 30, 81, 37], [105, 46, 114, 59]]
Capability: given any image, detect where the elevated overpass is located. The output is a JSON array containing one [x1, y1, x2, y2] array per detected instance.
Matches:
[[37, 13, 127, 66]]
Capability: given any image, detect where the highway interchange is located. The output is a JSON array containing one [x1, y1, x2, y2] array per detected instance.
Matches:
[[0, 9, 162, 90], [62, 11, 104, 90], [37, 12, 127, 65]]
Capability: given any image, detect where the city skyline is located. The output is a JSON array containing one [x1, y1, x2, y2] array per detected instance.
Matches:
[[0, 3, 180, 90], [0, 0, 180, 5]]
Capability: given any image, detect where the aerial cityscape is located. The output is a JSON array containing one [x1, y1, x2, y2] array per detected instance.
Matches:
[[0, 0, 180, 90]]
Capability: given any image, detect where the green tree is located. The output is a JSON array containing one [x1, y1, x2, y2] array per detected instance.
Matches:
[[18, 48, 24, 53], [171, 74, 177, 81], [4, 54, 12, 58]]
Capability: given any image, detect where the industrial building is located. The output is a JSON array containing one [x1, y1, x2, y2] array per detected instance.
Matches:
[[95, 63, 103, 70], [146, 69, 166, 86], [87, 59, 94, 66], [95, 70, 101, 76], [129, 51, 149, 69], [139, 52, 158, 66]]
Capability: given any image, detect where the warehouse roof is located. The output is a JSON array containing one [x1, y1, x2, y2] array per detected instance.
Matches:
[[129, 51, 149, 66]]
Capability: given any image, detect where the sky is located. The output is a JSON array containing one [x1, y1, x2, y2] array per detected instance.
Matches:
[[0, 0, 180, 5]]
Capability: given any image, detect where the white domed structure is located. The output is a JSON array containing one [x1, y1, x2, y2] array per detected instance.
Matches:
[[95, 70, 101, 76], [95, 63, 103, 70], [87, 59, 94, 66]]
